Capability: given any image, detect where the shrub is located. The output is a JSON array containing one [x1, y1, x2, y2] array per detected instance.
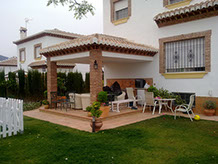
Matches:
[[158, 88, 174, 99], [203, 100, 216, 110], [173, 94, 185, 105], [42, 100, 49, 105], [23, 102, 41, 111], [66, 72, 75, 92], [27, 70, 33, 94], [0, 70, 5, 83], [57, 77, 67, 96], [8, 72, 17, 96], [0, 81, 6, 97], [86, 106, 92, 112], [73, 72, 84, 93], [90, 101, 102, 118], [18, 69, 25, 97], [97, 91, 108, 104], [147, 86, 159, 97], [44, 90, 47, 99], [8, 72, 16, 81], [32, 70, 42, 95], [84, 72, 90, 93], [58, 72, 67, 83]]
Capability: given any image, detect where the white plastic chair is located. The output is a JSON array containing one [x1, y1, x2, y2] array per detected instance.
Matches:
[[142, 92, 158, 113], [174, 95, 195, 121], [126, 88, 142, 106]]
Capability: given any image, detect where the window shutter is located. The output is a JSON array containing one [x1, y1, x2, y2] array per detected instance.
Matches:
[[163, 0, 169, 6]]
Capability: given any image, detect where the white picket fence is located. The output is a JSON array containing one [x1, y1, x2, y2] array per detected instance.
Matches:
[[0, 97, 24, 138]]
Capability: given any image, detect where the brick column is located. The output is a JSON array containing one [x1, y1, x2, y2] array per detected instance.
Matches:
[[90, 49, 103, 103], [47, 57, 57, 104]]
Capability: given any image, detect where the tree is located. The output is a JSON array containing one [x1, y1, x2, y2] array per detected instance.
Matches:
[[47, 0, 95, 19]]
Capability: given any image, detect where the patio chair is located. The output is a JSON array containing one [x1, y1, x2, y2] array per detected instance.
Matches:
[[142, 92, 158, 113], [126, 87, 142, 107], [174, 94, 195, 121]]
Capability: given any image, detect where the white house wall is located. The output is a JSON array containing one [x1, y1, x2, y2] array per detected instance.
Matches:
[[16, 35, 90, 78], [103, 0, 218, 97], [0, 66, 17, 75], [17, 36, 71, 70]]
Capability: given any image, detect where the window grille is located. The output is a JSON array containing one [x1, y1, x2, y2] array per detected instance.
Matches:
[[165, 37, 205, 73], [115, 8, 128, 20]]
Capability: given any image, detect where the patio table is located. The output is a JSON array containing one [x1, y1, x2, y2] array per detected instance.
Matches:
[[154, 98, 175, 114]]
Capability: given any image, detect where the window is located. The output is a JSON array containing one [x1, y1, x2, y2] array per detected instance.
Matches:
[[19, 48, 26, 62], [165, 37, 205, 73], [173, 92, 195, 106], [115, 7, 128, 20], [34, 43, 42, 59], [159, 30, 211, 78], [163, 0, 192, 9], [169, 0, 184, 4], [111, 0, 131, 24]]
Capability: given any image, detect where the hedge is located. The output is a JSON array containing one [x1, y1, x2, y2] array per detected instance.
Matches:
[[1, 70, 89, 101]]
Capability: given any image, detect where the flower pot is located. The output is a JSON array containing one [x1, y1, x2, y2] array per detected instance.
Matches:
[[90, 119, 103, 131], [204, 109, 215, 116], [100, 106, 110, 118], [87, 112, 92, 117], [44, 105, 49, 109]]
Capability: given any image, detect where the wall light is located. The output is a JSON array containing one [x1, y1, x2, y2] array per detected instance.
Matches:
[[94, 60, 98, 70]]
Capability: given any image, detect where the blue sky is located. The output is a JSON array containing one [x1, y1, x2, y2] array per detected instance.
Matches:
[[0, 0, 103, 58]]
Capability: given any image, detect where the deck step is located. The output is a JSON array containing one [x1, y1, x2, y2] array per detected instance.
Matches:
[[39, 107, 143, 122], [39, 108, 92, 122]]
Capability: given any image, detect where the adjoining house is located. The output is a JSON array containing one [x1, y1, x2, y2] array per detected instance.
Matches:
[[102, 0, 218, 114], [13, 27, 89, 77], [0, 57, 17, 75]]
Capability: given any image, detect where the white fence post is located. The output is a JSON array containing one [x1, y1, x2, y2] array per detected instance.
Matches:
[[0, 97, 24, 139]]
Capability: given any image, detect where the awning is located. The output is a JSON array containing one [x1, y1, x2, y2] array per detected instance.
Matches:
[[40, 34, 158, 57], [154, 0, 218, 27]]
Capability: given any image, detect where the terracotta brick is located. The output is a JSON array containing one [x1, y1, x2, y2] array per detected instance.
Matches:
[[47, 57, 57, 104], [90, 49, 103, 103]]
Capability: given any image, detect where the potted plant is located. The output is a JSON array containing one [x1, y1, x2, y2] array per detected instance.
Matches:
[[86, 106, 92, 117], [97, 91, 110, 118], [89, 101, 103, 131], [42, 100, 49, 109], [203, 100, 216, 116]]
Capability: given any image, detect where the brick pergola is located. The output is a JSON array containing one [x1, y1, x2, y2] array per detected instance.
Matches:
[[40, 34, 158, 104]]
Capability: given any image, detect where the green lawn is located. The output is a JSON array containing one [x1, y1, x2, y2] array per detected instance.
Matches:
[[0, 116, 217, 164]]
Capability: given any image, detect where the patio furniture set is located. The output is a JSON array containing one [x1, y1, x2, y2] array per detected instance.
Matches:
[[49, 87, 195, 121]]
